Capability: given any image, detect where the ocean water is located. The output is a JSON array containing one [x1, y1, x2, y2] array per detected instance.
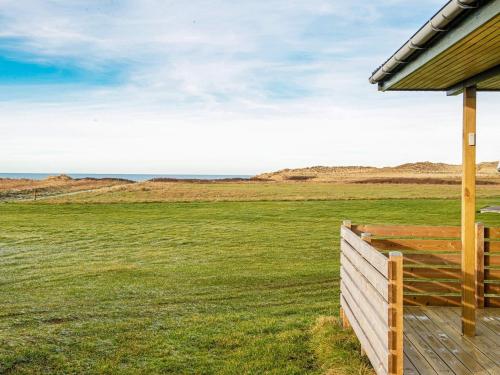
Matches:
[[0, 173, 252, 182]]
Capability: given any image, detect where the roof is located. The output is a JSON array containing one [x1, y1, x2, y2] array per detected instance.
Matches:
[[370, 0, 500, 93]]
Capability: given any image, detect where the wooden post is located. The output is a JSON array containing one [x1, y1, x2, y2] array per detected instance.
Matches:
[[461, 85, 476, 336], [359, 232, 372, 358], [340, 220, 351, 329], [340, 307, 351, 329], [475, 222, 484, 308], [388, 251, 403, 375]]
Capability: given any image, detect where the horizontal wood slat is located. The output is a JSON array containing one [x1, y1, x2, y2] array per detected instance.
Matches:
[[485, 255, 500, 266], [403, 267, 462, 280], [352, 224, 460, 238], [341, 226, 389, 277], [404, 280, 461, 294], [486, 227, 500, 240], [485, 241, 500, 253], [404, 295, 461, 307], [484, 297, 500, 307], [340, 295, 388, 375], [485, 268, 500, 282], [340, 281, 389, 352], [344, 224, 500, 310], [403, 253, 461, 266], [484, 283, 500, 295], [341, 267, 388, 329], [340, 255, 388, 307], [340, 244, 389, 301], [372, 239, 461, 252]]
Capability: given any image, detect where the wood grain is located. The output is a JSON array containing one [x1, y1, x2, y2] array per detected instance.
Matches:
[[461, 86, 476, 337], [372, 238, 461, 252], [341, 226, 389, 277], [340, 241, 389, 300], [388, 252, 403, 375], [352, 224, 460, 238]]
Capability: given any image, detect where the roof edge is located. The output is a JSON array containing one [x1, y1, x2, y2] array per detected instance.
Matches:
[[369, 0, 480, 84]]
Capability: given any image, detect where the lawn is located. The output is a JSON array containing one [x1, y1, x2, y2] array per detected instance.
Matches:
[[1, 198, 499, 374]]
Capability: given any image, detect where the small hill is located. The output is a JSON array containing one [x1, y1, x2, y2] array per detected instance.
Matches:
[[0, 175, 134, 201], [255, 161, 500, 183], [45, 174, 73, 181]]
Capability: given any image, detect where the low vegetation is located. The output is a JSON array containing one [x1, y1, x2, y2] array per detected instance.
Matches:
[[0, 175, 133, 201], [256, 161, 500, 182], [40, 181, 500, 203], [1, 192, 500, 374], [1, 161, 499, 203]]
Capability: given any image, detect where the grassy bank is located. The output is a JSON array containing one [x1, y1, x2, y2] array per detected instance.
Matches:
[[1, 198, 499, 374], [43, 181, 500, 203]]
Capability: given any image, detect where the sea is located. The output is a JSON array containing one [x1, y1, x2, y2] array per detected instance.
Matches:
[[0, 173, 252, 182]]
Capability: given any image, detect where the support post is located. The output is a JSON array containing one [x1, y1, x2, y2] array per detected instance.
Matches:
[[340, 220, 351, 330], [360, 232, 372, 358], [340, 307, 351, 329], [461, 85, 476, 336], [475, 222, 484, 308], [388, 251, 403, 375]]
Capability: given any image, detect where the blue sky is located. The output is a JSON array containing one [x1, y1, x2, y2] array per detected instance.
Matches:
[[0, 0, 497, 174]]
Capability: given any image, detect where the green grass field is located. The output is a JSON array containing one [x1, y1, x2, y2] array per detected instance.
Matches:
[[1, 196, 499, 373]]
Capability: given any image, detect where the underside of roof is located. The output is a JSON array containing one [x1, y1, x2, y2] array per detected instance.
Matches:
[[371, 0, 500, 93]]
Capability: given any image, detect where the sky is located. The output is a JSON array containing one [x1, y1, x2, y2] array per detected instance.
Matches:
[[0, 0, 498, 175]]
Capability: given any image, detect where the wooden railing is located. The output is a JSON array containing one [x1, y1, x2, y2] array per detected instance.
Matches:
[[483, 226, 500, 307], [340, 222, 403, 375], [352, 224, 462, 306], [340, 222, 500, 374], [350, 223, 500, 307]]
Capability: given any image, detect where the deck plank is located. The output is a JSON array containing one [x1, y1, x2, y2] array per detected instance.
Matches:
[[447, 308, 500, 368], [403, 307, 500, 374], [404, 309, 472, 375], [422, 307, 498, 373], [403, 353, 420, 375], [450, 308, 500, 346], [412, 307, 490, 374], [478, 313, 500, 335], [404, 312, 455, 373], [403, 337, 436, 375]]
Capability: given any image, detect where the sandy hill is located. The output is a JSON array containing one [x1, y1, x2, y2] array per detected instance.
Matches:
[[255, 161, 500, 183], [0, 174, 134, 201]]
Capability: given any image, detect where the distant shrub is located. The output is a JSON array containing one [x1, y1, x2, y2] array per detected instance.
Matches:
[[148, 178, 250, 183], [286, 175, 315, 181], [352, 177, 498, 185]]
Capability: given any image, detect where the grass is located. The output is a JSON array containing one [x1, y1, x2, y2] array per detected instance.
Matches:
[[1, 195, 500, 374], [43, 181, 500, 203], [0, 177, 133, 202]]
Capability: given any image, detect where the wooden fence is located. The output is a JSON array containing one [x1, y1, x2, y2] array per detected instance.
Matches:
[[340, 222, 500, 374], [484, 226, 500, 307], [340, 223, 403, 375], [350, 223, 500, 307]]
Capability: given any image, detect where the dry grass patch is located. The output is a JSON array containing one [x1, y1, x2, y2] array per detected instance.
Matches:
[[42, 181, 500, 204], [0, 175, 133, 201]]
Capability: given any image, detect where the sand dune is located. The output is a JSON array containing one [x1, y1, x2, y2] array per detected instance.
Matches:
[[0, 174, 133, 200], [255, 161, 500, 183]]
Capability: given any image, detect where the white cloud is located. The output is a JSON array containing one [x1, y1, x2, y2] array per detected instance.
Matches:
[[0, 0, 497, 173]]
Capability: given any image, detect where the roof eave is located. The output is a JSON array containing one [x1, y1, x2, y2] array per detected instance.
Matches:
[[373, 0, 499, 91]]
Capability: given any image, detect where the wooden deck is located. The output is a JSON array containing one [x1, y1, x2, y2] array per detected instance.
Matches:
[[404, 307, 500, 374]]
